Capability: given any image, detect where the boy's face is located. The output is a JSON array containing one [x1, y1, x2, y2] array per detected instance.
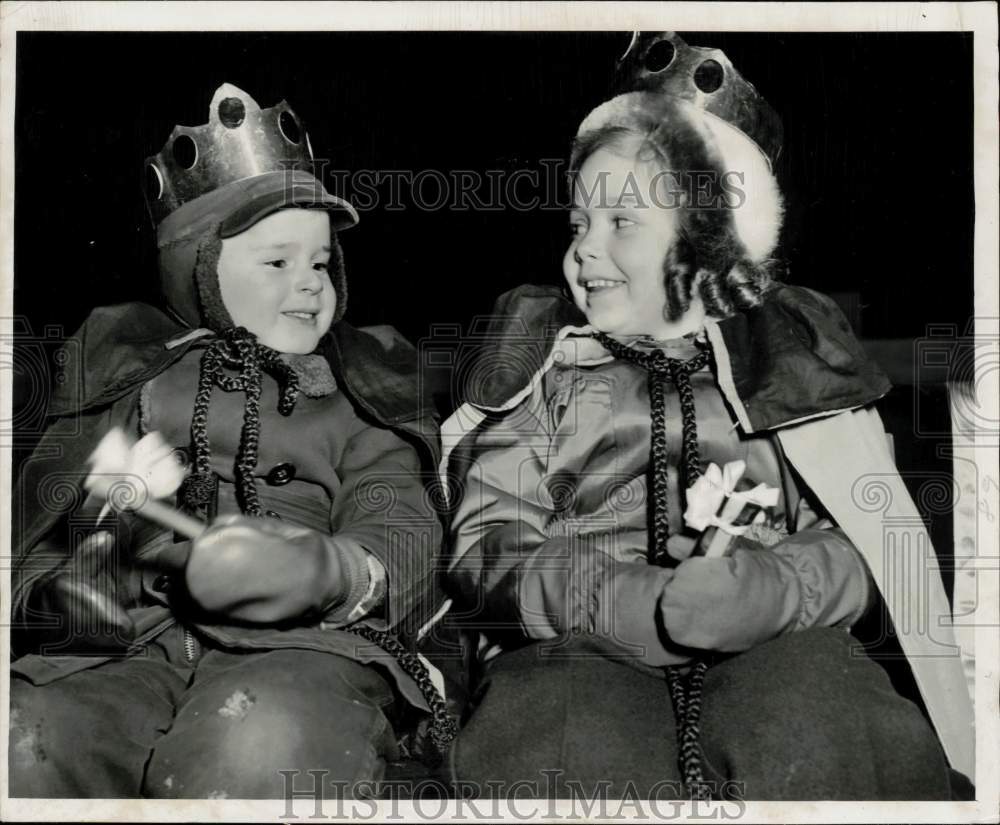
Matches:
[[563, 142, 680, 339], [217, 209, 336, 354]]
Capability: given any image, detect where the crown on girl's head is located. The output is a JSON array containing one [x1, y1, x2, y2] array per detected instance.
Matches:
[[615, 32, 783, 166], [143, 83, 315, 226]]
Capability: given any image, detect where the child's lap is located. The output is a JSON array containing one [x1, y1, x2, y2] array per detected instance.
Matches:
[[10, 640, 399, 798], [450, 628, 950, 799]]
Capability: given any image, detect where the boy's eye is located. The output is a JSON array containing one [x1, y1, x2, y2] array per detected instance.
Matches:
[[569, 222, 587, 237], [613, 216, 636, 230], [265, 259, 287, 269], [312, 261, 329, 272]]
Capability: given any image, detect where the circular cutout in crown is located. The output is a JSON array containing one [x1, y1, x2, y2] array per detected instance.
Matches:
[[172, 134, 198, 170], [278, 111, 301, 144], [145, 164, 164, 200], [218, 97, 246, 128], [694, 59, 725, 93], [644, 39, 675, 72]]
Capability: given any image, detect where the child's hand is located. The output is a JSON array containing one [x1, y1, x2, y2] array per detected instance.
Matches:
[[184, 515, 360, 624], [21, 531, 136, 654], [657, 541, 800, 652]]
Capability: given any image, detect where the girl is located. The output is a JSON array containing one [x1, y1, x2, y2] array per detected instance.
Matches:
[[441, 32, 972, 800]]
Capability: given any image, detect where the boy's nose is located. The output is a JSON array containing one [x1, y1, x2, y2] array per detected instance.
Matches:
[[295, 265, 323, 293]]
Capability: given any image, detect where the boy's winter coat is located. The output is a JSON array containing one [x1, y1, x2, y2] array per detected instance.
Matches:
[[12, 302, 442, 711]]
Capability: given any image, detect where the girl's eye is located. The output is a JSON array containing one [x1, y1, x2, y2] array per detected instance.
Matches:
[[312, 262, 329, 272], [613, 216, 636, 230], [569, 222, 587, 238], [265, 259, 287, 269]]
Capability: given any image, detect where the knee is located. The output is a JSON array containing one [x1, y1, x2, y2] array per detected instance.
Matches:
[[148, 653, 397, 798], [9, 681, 49, 775]]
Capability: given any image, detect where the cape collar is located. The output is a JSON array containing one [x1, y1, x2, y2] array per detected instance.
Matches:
[[462, 283, 891, 433]]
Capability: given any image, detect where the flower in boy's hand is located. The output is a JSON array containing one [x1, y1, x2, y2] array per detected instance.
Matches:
[[86, 427, 188, 520]]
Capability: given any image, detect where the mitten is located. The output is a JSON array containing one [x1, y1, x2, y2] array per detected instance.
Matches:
[[658, 529, 872, 652], [518, 538, 689, 666], [185, 515, 371, 624]]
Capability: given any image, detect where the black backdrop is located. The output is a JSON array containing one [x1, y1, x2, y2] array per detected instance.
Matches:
[[14, 30, 974, 345]]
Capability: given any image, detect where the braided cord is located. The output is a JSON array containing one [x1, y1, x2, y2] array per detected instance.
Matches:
[[350, 625, 459, 762], [593, 331, 714, 798]]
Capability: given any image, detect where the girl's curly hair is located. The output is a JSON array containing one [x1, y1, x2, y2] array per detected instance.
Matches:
[[569, 112, 782, 323]]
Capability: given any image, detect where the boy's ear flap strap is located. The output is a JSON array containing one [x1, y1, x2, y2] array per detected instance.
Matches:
[[194, 224, 234, 334]]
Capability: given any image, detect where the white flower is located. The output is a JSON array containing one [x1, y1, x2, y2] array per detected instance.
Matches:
[[85, 427, 188, 520], [684, 459, 780, 535], [684, 460, 745, 532]]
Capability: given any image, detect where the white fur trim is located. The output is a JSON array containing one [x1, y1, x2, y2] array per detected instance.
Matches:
[[576, 93, 783, 262]]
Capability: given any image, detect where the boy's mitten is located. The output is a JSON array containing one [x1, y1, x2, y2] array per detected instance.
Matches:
[[184, 515, 371, 624], [18, 531, 136, 655], [657, 528, 873, 652]]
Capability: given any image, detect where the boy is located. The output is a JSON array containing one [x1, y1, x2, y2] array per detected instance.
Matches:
[[9, 84, 449, 798]]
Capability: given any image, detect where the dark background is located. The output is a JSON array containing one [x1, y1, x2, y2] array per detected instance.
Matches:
[[12, 31, 974, 593], [14, 30, 974, 342]]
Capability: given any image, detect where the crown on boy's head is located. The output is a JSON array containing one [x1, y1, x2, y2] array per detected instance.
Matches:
[[143, 83, 356, 240], [615, 32, 783, 167]]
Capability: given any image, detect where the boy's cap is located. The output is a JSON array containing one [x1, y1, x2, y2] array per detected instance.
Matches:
[[145, 84, 358, 244], [219, 171, 358, 238], [156, 170, 358, 246]]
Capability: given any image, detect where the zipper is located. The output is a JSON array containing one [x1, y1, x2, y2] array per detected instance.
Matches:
[[183, 627, 198, 663]]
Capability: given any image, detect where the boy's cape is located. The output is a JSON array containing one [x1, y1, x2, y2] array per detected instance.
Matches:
[[444, 283, 975, 781]]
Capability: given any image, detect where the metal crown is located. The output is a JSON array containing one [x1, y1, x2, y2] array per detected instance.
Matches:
[[143, 83, 315, 226], [615, 32, 783, 166]]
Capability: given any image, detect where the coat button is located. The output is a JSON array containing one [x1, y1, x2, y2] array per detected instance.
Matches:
[[265, 462, 297, 486], [152, 575, 172, 593]]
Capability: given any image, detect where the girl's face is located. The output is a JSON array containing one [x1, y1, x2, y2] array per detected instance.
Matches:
[[217, 209, 336, 354], [563, 143, 681, 339]]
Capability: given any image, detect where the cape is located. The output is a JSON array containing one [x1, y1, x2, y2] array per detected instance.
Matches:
[[442, 283, 975, 780]]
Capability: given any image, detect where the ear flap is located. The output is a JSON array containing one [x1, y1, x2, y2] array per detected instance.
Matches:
[[192, 224, 234, 333], [329, 230, 348, 323]]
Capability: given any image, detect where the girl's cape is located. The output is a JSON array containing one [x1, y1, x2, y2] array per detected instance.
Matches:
[[442, 283, 974, 780]]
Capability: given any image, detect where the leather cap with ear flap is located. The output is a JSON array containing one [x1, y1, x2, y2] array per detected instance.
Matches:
[[157, 234, 204, 329]]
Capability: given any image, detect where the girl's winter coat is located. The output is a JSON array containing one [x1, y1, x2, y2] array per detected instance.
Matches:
[[442, 283, 974, 780]]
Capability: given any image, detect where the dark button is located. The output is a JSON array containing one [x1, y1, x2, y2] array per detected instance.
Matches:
[[266, 462, 297, 486], [152, 575, 172, 593], [265, 510, 283, 520], [171, 447, 189, 467]]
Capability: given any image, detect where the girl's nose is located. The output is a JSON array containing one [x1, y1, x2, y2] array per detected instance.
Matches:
[[574, 229, 601, 264]]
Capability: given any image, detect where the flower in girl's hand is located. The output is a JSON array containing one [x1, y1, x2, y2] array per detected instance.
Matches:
[[683, 460, 780, 559]]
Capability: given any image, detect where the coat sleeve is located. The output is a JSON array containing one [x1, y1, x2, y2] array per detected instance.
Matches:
[[327, 409, 441, 633], [446, 383, 682, 665]]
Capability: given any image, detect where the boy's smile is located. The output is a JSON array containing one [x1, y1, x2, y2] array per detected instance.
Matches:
[[564, 140, 701, 340], [217, 209, 336, 354]]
